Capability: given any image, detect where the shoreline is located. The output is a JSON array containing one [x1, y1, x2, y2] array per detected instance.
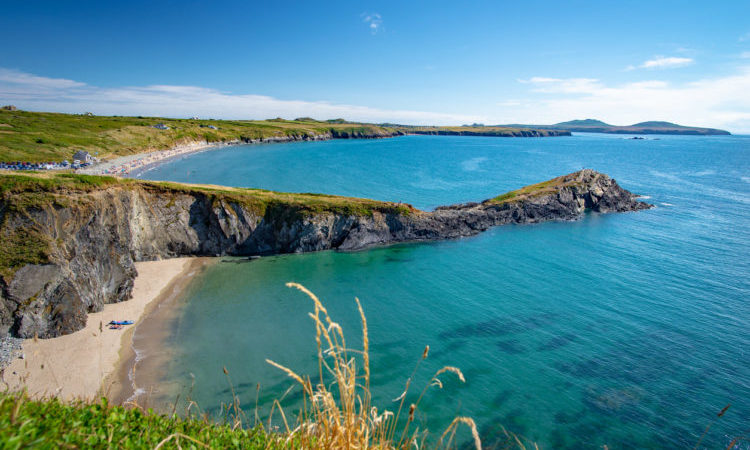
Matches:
[[107, 257, 214, 407], [78, 141, 225, 176], [1, 258, 200, 401], [73, 131, 574, 179]]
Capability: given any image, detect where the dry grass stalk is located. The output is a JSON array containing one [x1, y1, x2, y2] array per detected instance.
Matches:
[[264, 283, 486, 449], [438, 417, 482, 450]]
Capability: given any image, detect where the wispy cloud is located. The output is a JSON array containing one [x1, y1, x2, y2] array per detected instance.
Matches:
[[741, 51, 750, 59], [626, 56, 694, 71], [362, 13, 382, 34], [740, 32, 750, 42], [0, 68, 482, 126], [518, 77, 601, 93], [500, 68, 750, 132], [0, 69, 85, 89]]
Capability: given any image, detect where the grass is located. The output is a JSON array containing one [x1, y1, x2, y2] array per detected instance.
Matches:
[[0, 110, 402, 163], [0, 393, 282, 449], [263, 283, 484, 449], [0, 171, 417, 282], [487, 172, 587, 205], [0, 284, 537, 449], [0, 110, 568, 163]]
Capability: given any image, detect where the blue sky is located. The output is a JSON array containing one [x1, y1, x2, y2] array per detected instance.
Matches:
[[1, 0, 750, 131]]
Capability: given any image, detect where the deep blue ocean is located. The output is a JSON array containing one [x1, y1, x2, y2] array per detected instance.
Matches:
[[137, 134, 749, 448]]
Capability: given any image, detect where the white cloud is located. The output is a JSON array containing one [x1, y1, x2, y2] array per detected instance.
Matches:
[[2, 66, 750, 133], [0, 68, 85, 89], [518, 77, 601, 93], [496, 68, 750, 133], [0, 68, 482, 126], [629, 56, 694, 70], [362, 13, 382, 34], [741, 51, 750, 59], [740, 32, 750, 42]]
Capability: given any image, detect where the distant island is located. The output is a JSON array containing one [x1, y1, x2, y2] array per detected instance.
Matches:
[[499, 119, 731, 135]]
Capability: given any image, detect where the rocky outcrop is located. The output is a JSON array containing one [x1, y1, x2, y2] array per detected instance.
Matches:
[[0, 170, 651, 338], [407, 129, 571, 137], [233, 127, 406, 144]]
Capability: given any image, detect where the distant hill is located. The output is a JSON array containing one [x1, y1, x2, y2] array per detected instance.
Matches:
[[500, 119, 730, 135], [555, 119, 612, 127]]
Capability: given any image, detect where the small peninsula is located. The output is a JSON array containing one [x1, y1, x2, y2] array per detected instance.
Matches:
[[0, 169, 651, 339]]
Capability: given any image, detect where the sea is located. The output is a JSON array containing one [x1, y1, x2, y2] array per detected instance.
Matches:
[[133, 133, 749, 449]]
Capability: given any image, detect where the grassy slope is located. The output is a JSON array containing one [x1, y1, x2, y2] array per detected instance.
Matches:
[[0, 110, 560, 163], [0, 172, 416, 281], [488, 172, 584, 204], [0, 392, 284, 449], [0, 110, 401, 163]]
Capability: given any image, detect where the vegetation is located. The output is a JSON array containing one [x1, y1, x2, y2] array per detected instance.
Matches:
[[0, 110, 402, 163], [488, 172, 585, 205], [0, 393, 281, 449], [0, 171, 417, 282], [0, 284, 535, 449], [0, 110, 571, 163]]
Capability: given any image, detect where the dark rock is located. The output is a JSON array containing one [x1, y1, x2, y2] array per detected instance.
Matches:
[[0, 169, 651, 338]]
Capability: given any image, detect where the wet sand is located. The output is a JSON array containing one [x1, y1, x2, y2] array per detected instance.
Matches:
[[1, 258, 207, 401], [107, 258, 214, 407]]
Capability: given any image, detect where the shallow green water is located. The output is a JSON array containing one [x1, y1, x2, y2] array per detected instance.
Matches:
[[138, 134, 750, 448]]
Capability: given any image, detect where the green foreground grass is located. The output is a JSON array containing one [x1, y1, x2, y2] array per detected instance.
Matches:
[[0, 392, 282, 449]]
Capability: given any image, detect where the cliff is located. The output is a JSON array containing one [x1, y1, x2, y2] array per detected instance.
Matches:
[[0, 170, 651, 338], [402, 127, 571, 137]]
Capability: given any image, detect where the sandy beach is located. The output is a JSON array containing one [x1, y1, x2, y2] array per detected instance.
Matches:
[[78, 141, 227, 176], [1, 258, 202, 401]]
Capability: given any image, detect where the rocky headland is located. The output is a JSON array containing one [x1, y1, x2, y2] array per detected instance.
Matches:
[[0, 170, 651, 339]]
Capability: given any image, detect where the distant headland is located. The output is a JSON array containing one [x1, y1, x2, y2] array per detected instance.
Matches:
[[499, 118, 731, 135], [0, 109, 568, 165]]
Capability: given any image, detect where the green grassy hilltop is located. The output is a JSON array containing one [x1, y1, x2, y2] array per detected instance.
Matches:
[[0, 110, 404, 163], [0, 110, 569, 163]]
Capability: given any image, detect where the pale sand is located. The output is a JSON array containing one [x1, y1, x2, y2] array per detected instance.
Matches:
[[78, 141, 224, 176], [1, 258, 195, 401]]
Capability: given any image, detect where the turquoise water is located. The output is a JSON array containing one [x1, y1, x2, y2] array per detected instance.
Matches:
[[140, 134, 750, 448]]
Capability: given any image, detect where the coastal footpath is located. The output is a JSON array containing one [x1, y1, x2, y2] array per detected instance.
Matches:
[[0, 170, 651, 340]]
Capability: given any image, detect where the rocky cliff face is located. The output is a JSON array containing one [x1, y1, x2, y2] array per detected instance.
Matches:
[[0, 170, 650, 338], [408, 129, 571, 137]]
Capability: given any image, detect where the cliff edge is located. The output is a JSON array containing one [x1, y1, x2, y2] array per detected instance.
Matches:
[[0, 170, 651, 338]]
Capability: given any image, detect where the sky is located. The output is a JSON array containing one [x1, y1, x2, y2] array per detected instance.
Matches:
[[1, 0, 750, 132]]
